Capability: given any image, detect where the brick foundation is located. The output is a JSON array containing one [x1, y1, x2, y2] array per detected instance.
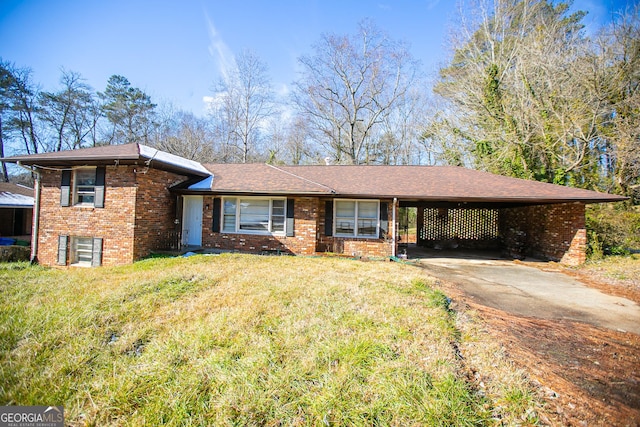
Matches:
[[500, 202, 586, 265]]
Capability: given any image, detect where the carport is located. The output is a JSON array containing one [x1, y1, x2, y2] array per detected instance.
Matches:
[[398, 199, 593, 265], [392, 176, 626, 266]]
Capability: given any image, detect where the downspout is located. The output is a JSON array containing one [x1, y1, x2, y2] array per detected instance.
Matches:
[[17, 162, 40, 264], [392, 198, 397, 257]]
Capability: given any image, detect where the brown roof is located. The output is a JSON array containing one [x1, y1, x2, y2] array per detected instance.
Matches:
[[0, 182, 33, 198], [2, 143, 625, 204], [5, 144, 141, 162], [0, 182, 34, 207], [201, 163, 332, 194], [199, 164, 626, 204], [3, 143, 210, 177]]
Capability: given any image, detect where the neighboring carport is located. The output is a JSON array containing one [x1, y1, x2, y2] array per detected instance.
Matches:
[[0, 182, 34, 242]]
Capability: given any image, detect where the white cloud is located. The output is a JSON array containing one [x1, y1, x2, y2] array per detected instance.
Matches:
[[426, 0, 441, 10], [204, 12, 237, 84], [202, 92, 227, 114]]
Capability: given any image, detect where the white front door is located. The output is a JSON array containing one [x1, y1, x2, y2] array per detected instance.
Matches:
[[182, 196, 203, 246]]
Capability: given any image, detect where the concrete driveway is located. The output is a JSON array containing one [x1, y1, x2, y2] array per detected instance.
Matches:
[[413, 251, 640, 335]]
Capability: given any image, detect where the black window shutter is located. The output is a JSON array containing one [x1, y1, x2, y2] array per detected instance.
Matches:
[[57, 235, 68, 265], [286, 199, 295, 237], [94, 167, 106, 208], [60, 170, 71, 207], [325, 201, 333, 237], [379, 202, 389, 239], [212, 198, 221, 232], [91, 237, 103, 267]]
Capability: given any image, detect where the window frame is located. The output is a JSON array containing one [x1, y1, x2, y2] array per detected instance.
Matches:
[[221, 196, 288, 235], [333, 199, 380, 239], [70, 236, 94, 266], [73, 167, 97, 206]]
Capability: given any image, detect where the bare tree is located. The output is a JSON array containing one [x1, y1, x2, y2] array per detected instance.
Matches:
[[594, 6, 640, 200], [0, 61, 40, 155], [209, 50, 276, 163], [378, 86, 429, 164], [292, 20, 421, 164], [38, 69, 99, 151], [150, 105, 217, 163], [433, 0, 608, 185], [263, 114, 319, 165]]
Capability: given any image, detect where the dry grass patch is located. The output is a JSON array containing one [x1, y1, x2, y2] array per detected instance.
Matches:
[[1, 255, 540, 425], [579, 254, 640, 284]]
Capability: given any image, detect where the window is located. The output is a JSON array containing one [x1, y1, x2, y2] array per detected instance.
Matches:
[[58, 235, 103, 267], [72, 237, 94, 266], [334, 200, 379, 238], [221, 197, 287, 234], [222, 199, 237, 232], [61, 167, 105, 208], [74, 168, 96, 205]]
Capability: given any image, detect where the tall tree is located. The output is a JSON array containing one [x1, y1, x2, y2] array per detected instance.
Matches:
[[595, 6, 640, 201], [292, 20, 421, 164], [0, 60, 40, 156], [99, 75, 156, 145], [150, 106, 217, 163], [433, 0, 598, 184], [0, 62, 12, 181], [378, 86, 428, 165], [209, 50, 276, 163], [38, 69, 98, 152]]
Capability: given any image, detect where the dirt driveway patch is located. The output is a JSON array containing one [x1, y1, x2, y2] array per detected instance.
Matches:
[[414, 251, 640, 426]]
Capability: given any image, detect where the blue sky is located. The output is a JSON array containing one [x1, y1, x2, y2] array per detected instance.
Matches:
[[0, 0, 634, 116]]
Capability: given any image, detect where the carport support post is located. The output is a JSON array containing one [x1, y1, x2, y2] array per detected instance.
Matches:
[[392, 198, 397, 257]]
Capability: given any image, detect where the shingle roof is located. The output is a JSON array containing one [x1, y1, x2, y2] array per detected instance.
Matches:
[[199, 163, 332, 194], [197, 164, 626, 204], [3, 143, 210, 177], [2, 143, 625, 204], [0, 183, 34, 207]]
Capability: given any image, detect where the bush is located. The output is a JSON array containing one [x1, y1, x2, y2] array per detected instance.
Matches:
[[586, 204, 640, 258], [0, 245, 30, 263]]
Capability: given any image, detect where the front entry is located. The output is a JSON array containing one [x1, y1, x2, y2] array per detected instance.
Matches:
[[182, 196, 203, 247]]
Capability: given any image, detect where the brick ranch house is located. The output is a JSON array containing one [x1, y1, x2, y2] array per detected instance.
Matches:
[[4, 143, 625, 267]]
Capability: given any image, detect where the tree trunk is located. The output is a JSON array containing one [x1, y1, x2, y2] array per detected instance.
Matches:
[[0, 116, 9, 182]]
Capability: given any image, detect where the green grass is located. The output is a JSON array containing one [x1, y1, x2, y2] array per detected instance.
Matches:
[[0, 254, 540, 426]]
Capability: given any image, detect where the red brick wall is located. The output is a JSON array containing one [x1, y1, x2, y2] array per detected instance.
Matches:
[[133, 169, 184, 260], [202, 196, 319, 255], [202, 197, 394, 258], [37, 166, 185, 266], [317, 199, 394, 258], [500, 202, 586, 265]]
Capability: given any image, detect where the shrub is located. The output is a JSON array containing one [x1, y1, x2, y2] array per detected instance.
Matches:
[[586, 204, 640, 258]]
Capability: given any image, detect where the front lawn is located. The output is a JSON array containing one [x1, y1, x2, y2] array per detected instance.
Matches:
[[0, 254, 539, 426]]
